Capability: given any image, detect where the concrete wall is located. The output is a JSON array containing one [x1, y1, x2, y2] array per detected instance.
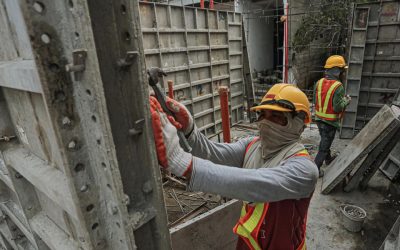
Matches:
[[288, 0, 328, 89], [241, 1, 275, 72]]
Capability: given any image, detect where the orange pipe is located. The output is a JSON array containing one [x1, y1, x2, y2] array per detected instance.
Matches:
[[210, 0, 214, 9], [219, 86, 230, 143], [167, 80, 174, 99], [200, 0, 204, 9]]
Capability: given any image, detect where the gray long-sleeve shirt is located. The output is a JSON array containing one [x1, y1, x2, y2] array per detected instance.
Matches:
[[187, 127, 319, 203]]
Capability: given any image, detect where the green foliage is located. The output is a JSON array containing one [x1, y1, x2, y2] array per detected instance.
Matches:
[[292, 0, 354, 53]]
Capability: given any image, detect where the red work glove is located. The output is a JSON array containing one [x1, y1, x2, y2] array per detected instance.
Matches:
[[165, 97, 194, 136], [150, 96, 193, 177]]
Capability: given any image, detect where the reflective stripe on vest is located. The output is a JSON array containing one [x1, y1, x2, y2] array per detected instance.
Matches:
[[316, 79, 342, 120], [233, 203, 268, 250], [233, 149, 310, 250]]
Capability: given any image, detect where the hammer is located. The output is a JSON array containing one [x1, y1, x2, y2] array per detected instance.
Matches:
[[147, 67, 192, 152]]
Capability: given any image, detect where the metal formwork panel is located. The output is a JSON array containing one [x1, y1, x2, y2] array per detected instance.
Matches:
[[341, 0, 400, 138], [0, 0, 170, 249], [340, 6, 370, 139], [139, 2, 244, 137]]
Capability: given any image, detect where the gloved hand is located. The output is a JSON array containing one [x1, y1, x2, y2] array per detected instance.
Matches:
[[344, 95, 351, 104], [150, 96, 193, 177], [165, 97, 194, 136]]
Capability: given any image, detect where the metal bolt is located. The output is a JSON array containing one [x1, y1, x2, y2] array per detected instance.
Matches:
[[108, 203, 118, 215], [14, 172, 22, 179], [142, 181, 153, 194], [80, 185, 89, 192], [27, 205, 33, 211], [62, 116, 72, 127], [122, 194, 130, 206], [68, 140, 77, 150]]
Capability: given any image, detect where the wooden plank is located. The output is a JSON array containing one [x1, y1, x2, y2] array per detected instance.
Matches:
[[0, 60, 42, 93], [322, 105, 400, 194], [170, 200, 241, 250], [30, 212, 79, 250], [2, 146, 79, 222]]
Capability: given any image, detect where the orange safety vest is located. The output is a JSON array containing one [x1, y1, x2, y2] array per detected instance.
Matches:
[[315, 78, 343, 121], [233, 146, 311, 250]]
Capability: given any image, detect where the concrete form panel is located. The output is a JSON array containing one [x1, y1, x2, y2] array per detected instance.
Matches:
[[323, 105, 400, 194], [341, 1, 400, 138], [0, 0, 172, 249], [140, 2, 244, 137]]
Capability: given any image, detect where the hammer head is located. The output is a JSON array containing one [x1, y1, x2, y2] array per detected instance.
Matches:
[[147, 67, 167, 86]]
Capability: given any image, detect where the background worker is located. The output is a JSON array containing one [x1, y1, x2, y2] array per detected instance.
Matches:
[[150, 84, 318, 250], [314, 55, 351, 177]]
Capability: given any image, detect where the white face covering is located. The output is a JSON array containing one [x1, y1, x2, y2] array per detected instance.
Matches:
[[257, 112, 305, 160]]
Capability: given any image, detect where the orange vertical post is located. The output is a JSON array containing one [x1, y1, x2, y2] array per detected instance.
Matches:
[[219, 86, 230, 143], [210, 0, 214, 10], [167, 80, 174, 99], [200, 0, 204, 9]]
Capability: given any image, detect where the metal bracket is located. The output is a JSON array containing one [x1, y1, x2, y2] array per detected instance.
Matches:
[[116, 51, 139, 68], [0, 135, 16, 142], [129, 206, 157, 231], [128, 119, 145, 136], [65, 49, 88, 81]]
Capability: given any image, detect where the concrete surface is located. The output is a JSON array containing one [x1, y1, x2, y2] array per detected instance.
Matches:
[[304, 125, 399, 250]]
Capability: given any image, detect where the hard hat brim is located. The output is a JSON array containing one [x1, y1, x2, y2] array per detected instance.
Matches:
[[250, 104, 292, 112]]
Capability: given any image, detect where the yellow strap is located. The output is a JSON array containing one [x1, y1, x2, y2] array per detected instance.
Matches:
[[235, 224, 262, 250], [241, 203, 265, 233], [316, 79, 324, 113], [315, 110, 339, 119], [235, 203, 265, 250], [296, 149, 309, 155], [322, 81, 341, 113]]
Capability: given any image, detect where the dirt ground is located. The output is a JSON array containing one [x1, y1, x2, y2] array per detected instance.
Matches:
[[302, 124, 399, 250]]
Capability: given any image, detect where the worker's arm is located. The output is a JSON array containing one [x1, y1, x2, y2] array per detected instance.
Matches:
[[188, 156, 318, 202], [187, 126, 253, 167], [332, 85, 350, 113], [164, 96, 252, 167]]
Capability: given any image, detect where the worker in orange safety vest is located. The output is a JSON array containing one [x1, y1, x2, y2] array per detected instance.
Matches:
[[149, 84, 318, 249], [314, 55, 351, 177]]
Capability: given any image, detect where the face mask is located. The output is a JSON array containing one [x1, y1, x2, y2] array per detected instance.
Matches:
[[257, 113, 305, 160]]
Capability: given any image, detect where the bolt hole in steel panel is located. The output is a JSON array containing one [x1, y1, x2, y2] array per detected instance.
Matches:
[[139, 2, 244, 137]]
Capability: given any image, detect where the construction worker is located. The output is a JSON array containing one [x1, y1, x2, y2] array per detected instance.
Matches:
[[150, 83, 318, 250], [314, 55, 351, 177]]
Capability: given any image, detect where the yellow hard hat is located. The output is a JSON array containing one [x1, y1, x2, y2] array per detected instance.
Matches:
[[251, 83, 311, 124], [324, 55, 348, 69]]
